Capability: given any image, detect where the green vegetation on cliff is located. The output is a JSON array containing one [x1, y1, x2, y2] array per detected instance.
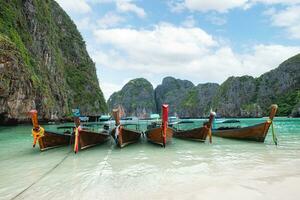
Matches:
[[0, 0, 107, 122], [107, 78, 156, 118], [155, 77, 194, 116], [276, 90, 300, 116], [275, 54, 300, 116], [109, 54, 300, 118]]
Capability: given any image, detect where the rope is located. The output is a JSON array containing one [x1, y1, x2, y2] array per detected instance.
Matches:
[[271, 120, 278, 146], [11, 150, 72, 200], [208, 127, 212, 144], [114, 125, 121, 144], [83, 148, 112, 189], [97, 149, 112, 177], [74, 127, 79, 153], [204, 125, 212, 144]]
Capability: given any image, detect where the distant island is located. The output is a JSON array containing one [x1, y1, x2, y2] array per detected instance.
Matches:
[[108, 54, 300, 118]]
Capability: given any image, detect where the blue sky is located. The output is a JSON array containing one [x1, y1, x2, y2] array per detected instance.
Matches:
[[56, 0, 300, 100]]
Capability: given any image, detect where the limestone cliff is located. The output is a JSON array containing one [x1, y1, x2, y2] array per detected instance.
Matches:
[[108, 54, 300, 118], [107, 78, 156, 118], [212, 76, 261, 117], [0, 0, 107, 124], [181, 83, 219, 117], [154, 77, 194, 116], [257, 54, 300, 116]]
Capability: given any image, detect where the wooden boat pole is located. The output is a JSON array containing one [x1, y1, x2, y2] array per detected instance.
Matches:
[[29, 110, 39, 129], [269, 104, 278, 120], [207, 112, 216, 143], [74, 117, 81, 153], [208, 112, 216, 127], [112, 108, 121, 126], [28, 110, 44, 147], [161, 104, 169, 147], [112, 107, 123, 145], [269, 104, 278, 145]]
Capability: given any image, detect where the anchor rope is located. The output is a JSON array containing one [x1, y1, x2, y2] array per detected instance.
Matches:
[[114, 125, 121, 144], [271, 120, 278, 146], [97, 149, 112, 177], [208, 127, 212, 144], [11, 149, 72, 200]]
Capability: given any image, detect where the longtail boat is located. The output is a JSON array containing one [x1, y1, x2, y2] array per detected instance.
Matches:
[[145, 104, 173, 147], [110, 108, 142, 148], [173, 112, 216, 143], [73, 117, 110, 153], [212, 104, 278, 142], [29, 110, 72, 151]]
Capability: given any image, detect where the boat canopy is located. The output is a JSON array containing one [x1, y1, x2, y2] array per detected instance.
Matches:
[[99, 115, 111, 121], [150, 114, 160, 119], [122, 116, 138, 121], [79, 116, 89, 122]]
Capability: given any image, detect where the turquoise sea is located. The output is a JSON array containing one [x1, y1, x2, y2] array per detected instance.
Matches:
[[0, 117, 299, 200]]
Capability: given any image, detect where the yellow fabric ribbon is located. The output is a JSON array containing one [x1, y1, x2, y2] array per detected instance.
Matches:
[[74, 127, 79, 153], [32, 126, 44, 147], [32, 126, 44, 137]]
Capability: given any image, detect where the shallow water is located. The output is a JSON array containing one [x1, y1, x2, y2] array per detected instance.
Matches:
[[0, 118, 300, 200]]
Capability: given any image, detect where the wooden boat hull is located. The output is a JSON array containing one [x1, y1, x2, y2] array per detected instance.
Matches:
[[77, 130, 110, 150], [212, 104, 278, 143], [145, 127, 173, 146], [173, 127, 208, 142], [38, 131, 72, 151], [111, 127, 141, 148], [212, 121, 271, 142]]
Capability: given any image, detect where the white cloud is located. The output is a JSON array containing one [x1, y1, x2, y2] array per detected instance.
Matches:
[[55, 0, 91, 14], [168, 0, 186, 13], [93, 24, 217, 71], [240, 44, 300, 74], [266, 6, 300, 39], [54, 0, 300, 99], [55, 0, 146, 18], [253, 0, 300, 5], [205, 13, 227, 25], [181, 16, 197, 27], [92, 24, 300, 93], [116, 0, 146, 18], [74, 17, 96, 31], [184, 0, 249, 13], [87, 0, 115, 3], [99, 81, 122, 100], [98, 12, 126, 28], [98, 77, 138, 100], [262, 7, 276, 15], [168, 0, 300, 13]]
